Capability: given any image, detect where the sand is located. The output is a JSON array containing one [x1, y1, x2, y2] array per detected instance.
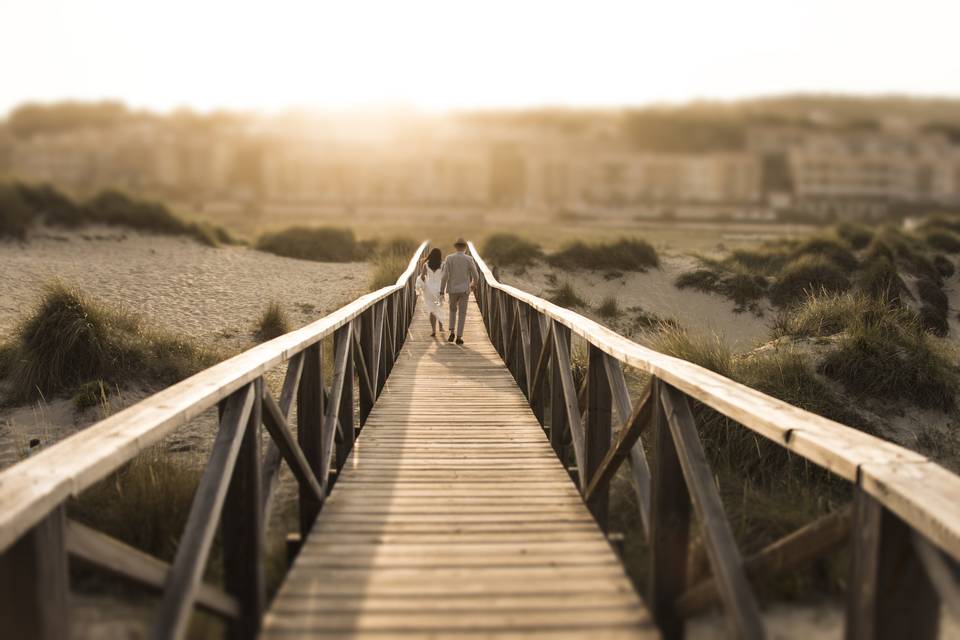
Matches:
[[500, 251, 773, 352]]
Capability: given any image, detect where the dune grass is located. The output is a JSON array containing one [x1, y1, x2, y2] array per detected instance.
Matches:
[[546, 281, 587, 308], [924, 230, 960, 254], [1, 283, 217, 403], [0, 182, 235, 245], [548, 238, 658, 272], [369, 240, 420, 291], [255, 302, 290, 342], [768, 255, 851, 307], [598, 295, 621, 319], [256, 226, 362, 262], [933, 254, 955, 279], [675, 260, 768, 313], [483, 233, 543, 267]]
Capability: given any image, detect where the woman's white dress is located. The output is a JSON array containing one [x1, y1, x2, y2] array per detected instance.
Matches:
[[419, 265, 444, 321]]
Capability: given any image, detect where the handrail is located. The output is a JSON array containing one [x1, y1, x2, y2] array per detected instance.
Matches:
[[469, 241, 960, 559], [0, 241, 427, 639], [0, 241, 426, 552], [469, 240, 960, 639]]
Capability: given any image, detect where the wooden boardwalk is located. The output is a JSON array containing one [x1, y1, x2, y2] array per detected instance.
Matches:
[[261, 297, 657, 639]]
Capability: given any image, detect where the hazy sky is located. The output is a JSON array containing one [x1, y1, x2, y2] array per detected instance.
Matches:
[[2, 0, 958, 115]]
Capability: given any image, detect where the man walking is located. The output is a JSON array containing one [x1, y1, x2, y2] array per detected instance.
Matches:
[[439, 237, 479, 345]]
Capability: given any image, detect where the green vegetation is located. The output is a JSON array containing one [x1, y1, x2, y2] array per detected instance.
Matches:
[[934, 254, 955, 278], [769, 255, 851, 307], [369, 240, 418, 290], [924, 230, 960, 254], [255, 302, 290, 342], [0, 182, 234, 245], [1, 283, 217, 402], [548, 238, 658, 272], [675, 261, 768, 313], [69, 448, 203, 563], [256, 226, 362, 262], [546, 282, 587, 308], [72, 379, 110, 413], [482, 233, 543, 267], [834, 222, 874, 250]]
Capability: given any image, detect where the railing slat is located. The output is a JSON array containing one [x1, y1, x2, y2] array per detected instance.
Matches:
[[296, 343, 325, 537], [549, 321, 568, 458], [678, 505, 852, 616], [527, 311, 547, 426], [584, 344, 613, 530], [153, 382, 255, 640], [0, 506, 68, 640], [846, 488, 940, 640], [552, 325, 586, 486], [647, 378, 691, 640], [659, 383, 764, 640], [912, 531, 960, 620], [65, 519, 239, 619], [262, 393, 324, 502], [319, 323, 352, 489], [261, 351, 305, 520], [335, 324, 356, 476]]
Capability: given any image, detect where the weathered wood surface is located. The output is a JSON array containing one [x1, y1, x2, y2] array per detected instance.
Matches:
[[0, 243, 427, 553], [261, 296, 656, 639], [469, 242, 960, 562]]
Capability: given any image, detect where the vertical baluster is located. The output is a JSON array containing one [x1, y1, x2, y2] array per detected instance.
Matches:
[[222, 377, 265, 640], [359, 309, 375, 425], [0, 506, 69, 640], [528, 311, 545, 426], [585, 344, 612, 531], [550, 323, 570, 458], [334, 324, 355, 476], [647, 377, 691, 640], [297, 342, 324, 537], [845, 488, 940, 640]]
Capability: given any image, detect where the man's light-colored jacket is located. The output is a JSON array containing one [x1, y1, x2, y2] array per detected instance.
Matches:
[[440, 251, 479, 295]]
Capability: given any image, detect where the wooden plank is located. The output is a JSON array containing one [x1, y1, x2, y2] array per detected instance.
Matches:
[[659, 384, 764, 639], [66, 519, 239, 619], [319, 323, 352, 488], [646, 378, 690, 640], [353, 318, 376, 426], [0, 506, 68, 640], [528, 315, 550, 426], [516, 301, 532, 396], [153, 382, 255, 640], [0, 243, 426, 554], [336, 324, 356, 475], [585, 344, 613, 530], [846, 488, 940, 640], [678, 505, 852, 615]]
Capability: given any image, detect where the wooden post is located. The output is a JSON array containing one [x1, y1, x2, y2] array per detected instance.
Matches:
[[359, 310, 375, 425], [529, 312, 545, 426], [550, 324, 571, 460], [222, 377, 265, 640], [335, 324, 355, 476], [845, 488, 940, 640], [585, 344, 613, 531], [297, 342, 324, 538], [647, 377, 691, 640], [0, 506, 69, 640]]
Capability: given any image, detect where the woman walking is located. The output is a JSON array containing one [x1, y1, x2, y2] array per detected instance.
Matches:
[[418, 248, 445, 336]]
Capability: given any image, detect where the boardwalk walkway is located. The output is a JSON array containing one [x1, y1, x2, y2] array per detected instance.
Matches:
[[261, 296, 656, 639]]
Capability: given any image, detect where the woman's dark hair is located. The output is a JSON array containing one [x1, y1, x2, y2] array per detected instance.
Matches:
[[427, 248, 442, 271]]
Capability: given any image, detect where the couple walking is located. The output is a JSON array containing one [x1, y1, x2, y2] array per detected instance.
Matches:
[[417, 237, 479, 346]]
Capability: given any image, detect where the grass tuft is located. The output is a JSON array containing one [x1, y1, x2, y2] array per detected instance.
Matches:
[[546, 282, 587, 308], [255, 302, 290, 342], [548, 238, 658, 272], [769, 255, 851, 307], [368, 239, 419, 290], [482, 233, 542, 267], [598, 296, 621, 319], [256, 226, 360, 262], [2, 283, 217, 402]]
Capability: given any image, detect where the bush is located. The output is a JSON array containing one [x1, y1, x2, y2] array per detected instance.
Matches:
[[598, 296, 620, 319], [482, 233, 542, 267], [769, 255, 851, 307], [0, 183, 32, 239], [369, 239, 419, 290], [3, 283, 216, 402], [792, 236, 858, 272], [924, 230, 960, 254], [255, 302, 289, 342], [834, 222, 874, 250], [548, 238, 658, 272], [675, 263, 767, 313], [72, 379, 110, 412], [546, 282, 586, 308], [256, 226, 359, 262], [818, 303, 958, 410], [858, 255, 905, 302], [16, 182, 83, 227], [727, 246, 791, 275], [934, 254, 956, 279], [771, 291, 878, 339]]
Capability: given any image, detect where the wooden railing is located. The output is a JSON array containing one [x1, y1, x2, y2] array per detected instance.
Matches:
[[0, 242, 427, 640], [469, 241, 960, 640]]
